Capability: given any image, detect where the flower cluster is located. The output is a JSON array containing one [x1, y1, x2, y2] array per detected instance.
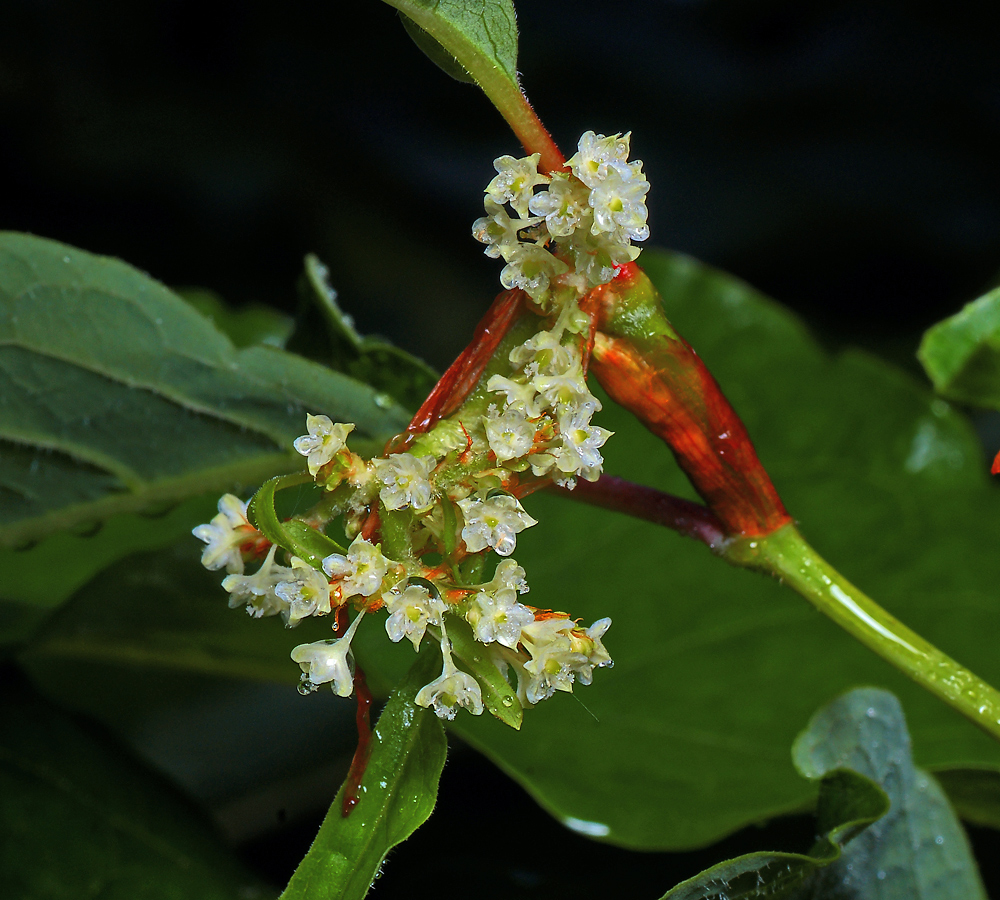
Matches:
[[473, 131, 650, 304], [194, 131, 635, 722]]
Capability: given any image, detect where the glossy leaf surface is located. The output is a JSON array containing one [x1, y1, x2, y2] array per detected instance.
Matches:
[[0, 232, 411, 552], [0, 675, 266, 899], [371, 248, 1000, 848], [790, 688, 985, 899], [279, 651, 447, 900]]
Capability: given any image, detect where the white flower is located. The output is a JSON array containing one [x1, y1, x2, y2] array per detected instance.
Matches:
[[555, 412, 613, 477], [274, 557, 332, 628], [414, 637, 484, 720], [499, 244, 566, 300], [517, 616, 613, 704], [472, 199, 533, 260], [486, 374, 544, 418], [192, 494, 255, 574], [467, 588, 535, 649], [508, 330, 573, 375], [383, 583, 448, 650], [528, 174, 589, 238], [532, 362, 601, 417], [485, 152, 548, 218], [291, 610, 366, 697], [484, 405, 535, 462], [567, 131, 632, 189], [222, 545, 292, 619], [293, 416, 354, 476], [568, 617, 613, 685], [322, 536, 390, 599], [373, 452, 436, 511], [458, 494, 538, 556], [588, 159, 650, 245], [494, 558, 529, 594]]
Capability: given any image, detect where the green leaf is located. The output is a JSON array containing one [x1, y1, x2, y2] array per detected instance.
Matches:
[[918, 285, 1000, 409], [0, 232, 411, 552], [932, 767, 1000, 830], [178, 286, 295, 349], [300, 254, 438, 411], [791, 687, 985, 898], [279, 650, 447, 900], [446, 616, 522, 729], [354, 247, 1000, 849], [0, 674, 267, 899], [663, 688, 983, 899], [381, 0, 518, 93]]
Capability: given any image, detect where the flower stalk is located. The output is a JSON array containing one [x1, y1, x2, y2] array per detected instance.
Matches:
[[730, 523, 1000, 743]]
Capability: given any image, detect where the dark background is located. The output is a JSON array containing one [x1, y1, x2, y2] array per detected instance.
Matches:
[[5, 0, 1000, 896]]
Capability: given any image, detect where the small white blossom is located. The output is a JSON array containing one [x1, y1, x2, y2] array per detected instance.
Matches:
[[494, 558, 529, 594], [373, 452, 436, 511], [485, 152, 548, 217], [415, 637, 484, 720], [472, 199, 533, 260], [274, 557, 332, 628], [467, 587, 535, 649], [192, 494, 255, 574], [322, 536, 390, 599], [508, 330, 573, 375], [589, 159, 650, 245], [555, 412, 613, 477], [568, 617, 613, 685], [532, 363, 601, 417], [518, 618, 581, 704], [499, 243, 566, 300], [222, 545, 292, 619], [528, 174, 588, 238], [291, 610, 366, 697], [293, 416, 354, 476], [484, 405, 535, 462], [567, 131, 632, 189], [458, 494, 538, 557], [486, 374, 544, 418], [383, 583, 448, 651]]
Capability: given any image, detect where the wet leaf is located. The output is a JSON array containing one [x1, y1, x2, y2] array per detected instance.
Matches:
[[662, 688, 984, 899], [0, 673, 268, 900], [279, 650, 447, 900], [361, 248, 1000, 849], [178, 286, 294, 350]]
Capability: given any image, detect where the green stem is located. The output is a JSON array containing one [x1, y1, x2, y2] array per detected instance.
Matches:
[[728, 523, 1000, 743]]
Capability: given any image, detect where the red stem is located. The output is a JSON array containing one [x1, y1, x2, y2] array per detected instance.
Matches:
[[554, 475, 726, 549], [341, 663, 374, 817]]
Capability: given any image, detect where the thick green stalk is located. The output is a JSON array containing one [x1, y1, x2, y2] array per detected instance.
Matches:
[[728, 523, 1000, 742]]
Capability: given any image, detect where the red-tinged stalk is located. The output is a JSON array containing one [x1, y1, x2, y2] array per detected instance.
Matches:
[[587, 264, 791, 538], [341, 663, 374, 817], [388, 289, 527, 451]]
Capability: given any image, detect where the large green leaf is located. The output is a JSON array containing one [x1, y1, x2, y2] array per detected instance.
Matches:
[[279, 650, 447, 900], [0, 673, 268, 899], [663, 688, 983, 899], [918, 285, 1000, 409], [395, 248, 1000, 849], [0, 232, 411, 553]]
